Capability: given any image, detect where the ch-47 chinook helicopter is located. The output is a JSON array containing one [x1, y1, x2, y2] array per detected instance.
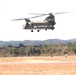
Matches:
[[12, 12, 69, 32]]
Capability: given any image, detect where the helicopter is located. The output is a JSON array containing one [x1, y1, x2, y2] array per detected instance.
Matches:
[[12, 12, 70, 32]]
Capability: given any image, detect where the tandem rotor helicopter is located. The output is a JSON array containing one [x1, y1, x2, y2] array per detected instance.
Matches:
[[12, 12, 70, 32]]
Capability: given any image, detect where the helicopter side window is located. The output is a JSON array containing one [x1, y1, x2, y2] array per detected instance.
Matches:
[[31, 24, 33, 26]]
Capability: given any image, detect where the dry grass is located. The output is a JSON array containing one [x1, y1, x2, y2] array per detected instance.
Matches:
[[0, 55, 76, 75]]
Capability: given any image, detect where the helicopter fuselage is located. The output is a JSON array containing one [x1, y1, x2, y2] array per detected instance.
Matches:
[[23, 20, 56, 31]]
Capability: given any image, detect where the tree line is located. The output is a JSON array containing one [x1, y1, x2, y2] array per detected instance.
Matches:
[[0, 42, 76, 57]]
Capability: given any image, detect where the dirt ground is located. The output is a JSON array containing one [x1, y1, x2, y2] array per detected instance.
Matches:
[[0, 56, 76, 75]]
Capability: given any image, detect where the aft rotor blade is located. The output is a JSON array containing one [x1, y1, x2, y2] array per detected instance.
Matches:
[[29, 13, 48, 15], [29, 11, 72, 15], [29, 14, 47, 18], [53, 11, 72, 14]]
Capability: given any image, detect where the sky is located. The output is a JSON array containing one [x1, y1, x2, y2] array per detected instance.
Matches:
[[0, 0, 76, 41]]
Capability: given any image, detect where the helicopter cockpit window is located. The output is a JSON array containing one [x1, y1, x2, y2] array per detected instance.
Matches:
[[26, 22, 29, 27]]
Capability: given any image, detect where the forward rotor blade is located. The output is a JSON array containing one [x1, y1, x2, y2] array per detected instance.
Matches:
[[11, 15, 47, 21], [11, 18, 27, 21]]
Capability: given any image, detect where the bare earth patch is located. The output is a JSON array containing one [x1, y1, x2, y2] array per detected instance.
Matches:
[[0, 56, 76, 75]]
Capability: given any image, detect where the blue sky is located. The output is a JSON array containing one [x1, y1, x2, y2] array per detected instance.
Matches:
[[0, 0, 76, 41]]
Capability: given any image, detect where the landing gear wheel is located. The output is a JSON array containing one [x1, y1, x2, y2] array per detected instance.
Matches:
[[52, 28, 54, 30], [37, 30, 40, 32], [45, 29, 47, 31], [52, 27, 55, 30]]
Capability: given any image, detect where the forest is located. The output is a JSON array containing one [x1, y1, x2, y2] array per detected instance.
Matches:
[[0, 42, 76, 57]]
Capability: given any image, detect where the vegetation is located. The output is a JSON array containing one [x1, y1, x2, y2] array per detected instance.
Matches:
[[0, 42, 76, 57]]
